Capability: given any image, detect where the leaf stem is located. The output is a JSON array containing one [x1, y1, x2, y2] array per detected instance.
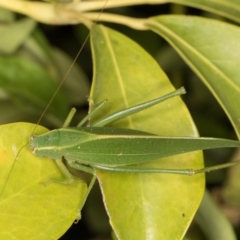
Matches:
[[85, 12, 148, 30]]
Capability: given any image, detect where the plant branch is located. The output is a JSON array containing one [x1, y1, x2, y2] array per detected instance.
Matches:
[[78, 0, 168, 12], [0, 0, 167, 26], [0, 0, 91, 25], [85, 12, 148, 30]]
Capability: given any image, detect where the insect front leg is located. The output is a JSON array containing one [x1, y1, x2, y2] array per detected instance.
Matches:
[[43, 158, 98, 222], [52, 159, 74, 184]]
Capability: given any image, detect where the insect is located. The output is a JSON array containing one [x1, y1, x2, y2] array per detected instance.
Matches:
[[27, 82, 240, 240], [30, 87, 240, 181]]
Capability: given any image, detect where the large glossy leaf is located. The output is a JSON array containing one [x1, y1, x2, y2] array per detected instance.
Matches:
[[146, 16, 240, 138], [89, 24, 205, 239], [0, 123, 87, 240]]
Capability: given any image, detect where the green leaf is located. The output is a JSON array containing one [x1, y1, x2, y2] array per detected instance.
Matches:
[[0, 123, 87, 240], [0, 100, 39, 124], [90, 24, 204, 239], [0, 56, 69, 126], [146, 16, 240, 138], [196, 191, 236, 240], [0, 8, 14, 23], [0, 18, 36, 54], [170, 0, 240, 24], [52, 48, 90, 106]]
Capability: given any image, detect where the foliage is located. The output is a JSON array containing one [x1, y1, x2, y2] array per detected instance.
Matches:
[[0, 0, 240, 239]]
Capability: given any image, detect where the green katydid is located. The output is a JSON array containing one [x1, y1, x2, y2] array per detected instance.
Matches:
[[29, 86, 240, 186]]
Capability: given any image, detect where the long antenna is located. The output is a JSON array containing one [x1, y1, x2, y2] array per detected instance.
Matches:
[[0, 0, 109, 200], [33, 0, 109, 133]]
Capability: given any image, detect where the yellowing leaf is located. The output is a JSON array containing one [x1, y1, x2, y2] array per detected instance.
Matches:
[[0, 123, 87, 240]]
